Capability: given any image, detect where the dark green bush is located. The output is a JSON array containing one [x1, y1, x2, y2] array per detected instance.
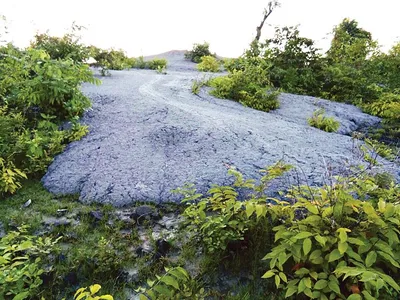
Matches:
[[185, 42, 215, 63]]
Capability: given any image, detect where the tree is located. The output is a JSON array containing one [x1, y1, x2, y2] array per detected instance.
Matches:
[[254, 1, 280, 42]]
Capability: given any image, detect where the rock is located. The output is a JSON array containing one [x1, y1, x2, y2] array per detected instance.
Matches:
[[124, 268, 140, 283], [154, 239, 170, 259], [42, 52, 398, 206], [56, 208, 68, 217], [135, 229, 153, 256], [131, 206, 159, 223], [42, 216, 77, 227], [157, 214, 183, 229], [89, 210, 104, 221], [115, 210, 135, 227]]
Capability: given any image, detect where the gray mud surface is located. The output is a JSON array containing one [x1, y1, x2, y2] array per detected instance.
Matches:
[[42, 51, 398, 206]]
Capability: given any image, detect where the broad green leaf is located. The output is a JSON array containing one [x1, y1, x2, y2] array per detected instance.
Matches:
[[347, 238, 365, 246], [279, 272, 288, 283], [262, 270, 275, 279], [294, 232, 313, 240], [365, 251, 377, 267], [153, 285, 173, 297], [295, 268, 310, 275], [285, 286, 297, 298], [328, 280, 340, 294], [309, 250, 322, 260], [303, 238, 312, 256], [89, 284, 101, 295], [347, 294, 362, 300], [99, 296, 114, 300], [361, 291, 375, 300], [74, 288, 86, 299], [160, 275, 179, 290], [12, 292, 30, 300], [275, 275, 281, 288], [328, 249, 343, 262], [314, 279, 328, 290], [338, 242, 348, 254], [315, 235, 327, 246], [337, 228, 350, 243]]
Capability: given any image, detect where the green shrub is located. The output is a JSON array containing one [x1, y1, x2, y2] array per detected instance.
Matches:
[[0, 226, 60, 299], [197, 55, 220, 72], [176, 162, 293, 254], [31, 24, 89, 63], [147, 58, 167, 70], [308, 109, 340, 132], [134, 56, 147, 69], [0, 44, 98, 194], [91, 48, 130, 70], [262, 174, 400, 300], [209, 67, 280, 112], [185, 42, 214, 63]]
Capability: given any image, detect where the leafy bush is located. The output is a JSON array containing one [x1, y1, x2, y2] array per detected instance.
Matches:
[[74, 284, 114, 300], [0, 44, 98, 193], [209, 63, 280, 112], [0, 226, 60, 299], [177, 162, 293, 254], [185, 42, 214, 63], [308, 109, 340, 132], [90, 47, 130, 70], [147, 58, 167, 70], [31, 24, 89, 63], [135, 267, 206, 299], [262, 174, 400, 299], [197, 55, 220, 72]]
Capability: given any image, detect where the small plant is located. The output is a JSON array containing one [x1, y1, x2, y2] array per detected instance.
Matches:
[[185, 42, 215, 63], [0, 226, 60, 299], [308, 109, 340, 132], [74, 284, 113, 300], [191, 78, 208, 95], [148, 58, 167, 70], [135, 266, 206, 299], [197, 56, 220, 72]]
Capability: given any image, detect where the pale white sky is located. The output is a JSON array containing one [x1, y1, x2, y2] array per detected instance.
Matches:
[[1, 0, 399, 57]]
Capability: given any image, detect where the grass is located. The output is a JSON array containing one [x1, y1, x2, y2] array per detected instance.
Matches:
[[1, 180, 287, 299]]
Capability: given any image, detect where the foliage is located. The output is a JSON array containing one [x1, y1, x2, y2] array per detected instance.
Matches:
[[262, 26, 325, 95], [0, 43, 98, 194], [74, 284, 114, 300], [136, 267, 206, 300], [307, 109, 340, 132], [191, 79, 207, 95], [89, 47, 130, 70], [209, 62, 280, 112], [177, 162, 293, 254], [262, 173, 400, 300], [185, 42, 215, 63], [147, 58, 167, 70], [197, 55, 220, 72], [31, 24, 89, 63], [0, 226, 60, 299]]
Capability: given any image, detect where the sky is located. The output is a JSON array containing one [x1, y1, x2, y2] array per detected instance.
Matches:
[[1, 0, 400, 58]]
